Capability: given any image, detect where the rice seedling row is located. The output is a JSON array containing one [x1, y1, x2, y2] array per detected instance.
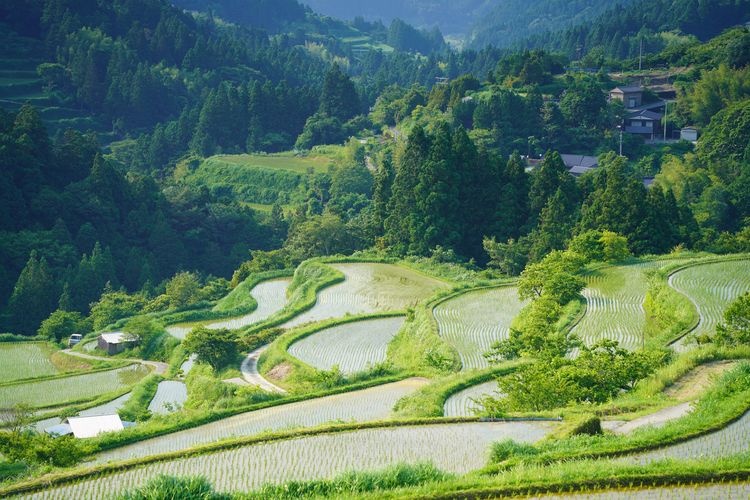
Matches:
[[147, 381, 188, 415], [573, 259, 687, 351], [669, 260, 750, 351], [443, 380, 501, 417], [166, 278, 291, 339], [433, 287, 525, 370], [282, 263, 447, 328], [626, 409, 750, 464], [537, 482, 750, 499], [288, 316, 405, 374], [0, 342, 58, 383], [0, 365, 148, 410], [94, 378, 428, 464], [28, 422, 554, 499]]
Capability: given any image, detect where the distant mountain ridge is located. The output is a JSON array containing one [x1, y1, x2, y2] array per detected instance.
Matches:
[[300, 0, 494, 37]]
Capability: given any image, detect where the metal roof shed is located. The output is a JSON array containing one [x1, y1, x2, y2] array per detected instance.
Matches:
[[66, 415, 124, 438]]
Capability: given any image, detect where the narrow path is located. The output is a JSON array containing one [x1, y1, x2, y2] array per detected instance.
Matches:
[[62, 349, 168, 376], [240, 345, 287, 393], [602, 401, 693, 434]]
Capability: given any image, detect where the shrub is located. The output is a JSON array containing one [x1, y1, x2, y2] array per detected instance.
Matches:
[[165, 272, 202, 309], [184, 327, 238, 370], [37, 310, 91, 342], [118, 475, 227, 500], [715, 292, 750, 346], [490, 439, 539, 463]]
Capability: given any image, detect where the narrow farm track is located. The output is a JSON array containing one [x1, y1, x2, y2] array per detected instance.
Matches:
[[61, 349, 169, 375], [288, 316, 405, 374], [92, 378, 429, 464], [166, 278, 292, 339], [668, 259, 750, 351], [433, 287, 526, 370], [602, 402, 694, 435], [281, 263, 447, 328], [241, 345, 286, 393], [443, 380, 501, 417], [28, 422, 554, 498], [572, 259, 688, 351]]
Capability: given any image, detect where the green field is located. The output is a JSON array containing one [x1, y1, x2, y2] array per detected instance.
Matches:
[[34, 422, 553, 498], [573, 259, 689, 351], [94, 378, 428, 464], [166, 278, 291, 339], [0, 365, 148, 409], [669, 259, 750, 349], [433, 287, 526, 370], [282, 263, 448, 328], [288, 316, 405, 373], [0, 342, 58, 383], [212, 152, 336, 174]]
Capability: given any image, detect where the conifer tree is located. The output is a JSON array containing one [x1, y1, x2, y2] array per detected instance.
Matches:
[[8, 251, 58, 335]]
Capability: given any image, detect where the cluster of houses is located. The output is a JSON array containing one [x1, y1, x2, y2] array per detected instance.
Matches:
[[608, 84, 698, 143]]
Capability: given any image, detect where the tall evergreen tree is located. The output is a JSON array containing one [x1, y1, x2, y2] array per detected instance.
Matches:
[[413, 122, 460, 255], [384, 126, 430, 254], [318, 64, 360, 121], [7, 251, 58, 335], [528, 151, 577, 224], [493, 152, 530, 241]]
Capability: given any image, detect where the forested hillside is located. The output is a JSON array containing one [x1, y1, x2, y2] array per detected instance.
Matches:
[[521, 0, 750, 61], [468, 0, 634, 50], [300, 0, 492, 39], [1, 0, 749, 340]]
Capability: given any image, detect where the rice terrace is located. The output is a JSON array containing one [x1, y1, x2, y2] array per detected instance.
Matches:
[[2, 0, 750, 498], [3, 252, 750, 499]]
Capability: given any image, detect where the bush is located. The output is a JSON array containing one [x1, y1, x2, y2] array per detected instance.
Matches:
[[490, 439, 539, 463], [165, 272, 202, 309], [37, 310, 90, 342], [560, 415, 602, 438], [90, 291, 147, 330], [118, 475, 227, 500], [184, 327, 238, 370], [0, 430, 86, 468], [715, 292, 750, 346]]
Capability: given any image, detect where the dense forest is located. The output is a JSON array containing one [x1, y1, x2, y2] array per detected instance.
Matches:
[[521, 0, 750, 62], [0, 0, 749, 339], [468, 0, 635, 50]]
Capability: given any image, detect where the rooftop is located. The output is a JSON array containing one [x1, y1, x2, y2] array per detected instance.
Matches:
[[560, 154, 599, 169], [627, 109, 663, 121], [66, 414, 124, 439], [611, 85, 644, 93], [99, 332, 136, 344]]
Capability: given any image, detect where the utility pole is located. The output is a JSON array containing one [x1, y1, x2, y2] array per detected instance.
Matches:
[[639, 37, 643, 71], [618, 123, 624, 156], [663, 100, 669, 141]]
